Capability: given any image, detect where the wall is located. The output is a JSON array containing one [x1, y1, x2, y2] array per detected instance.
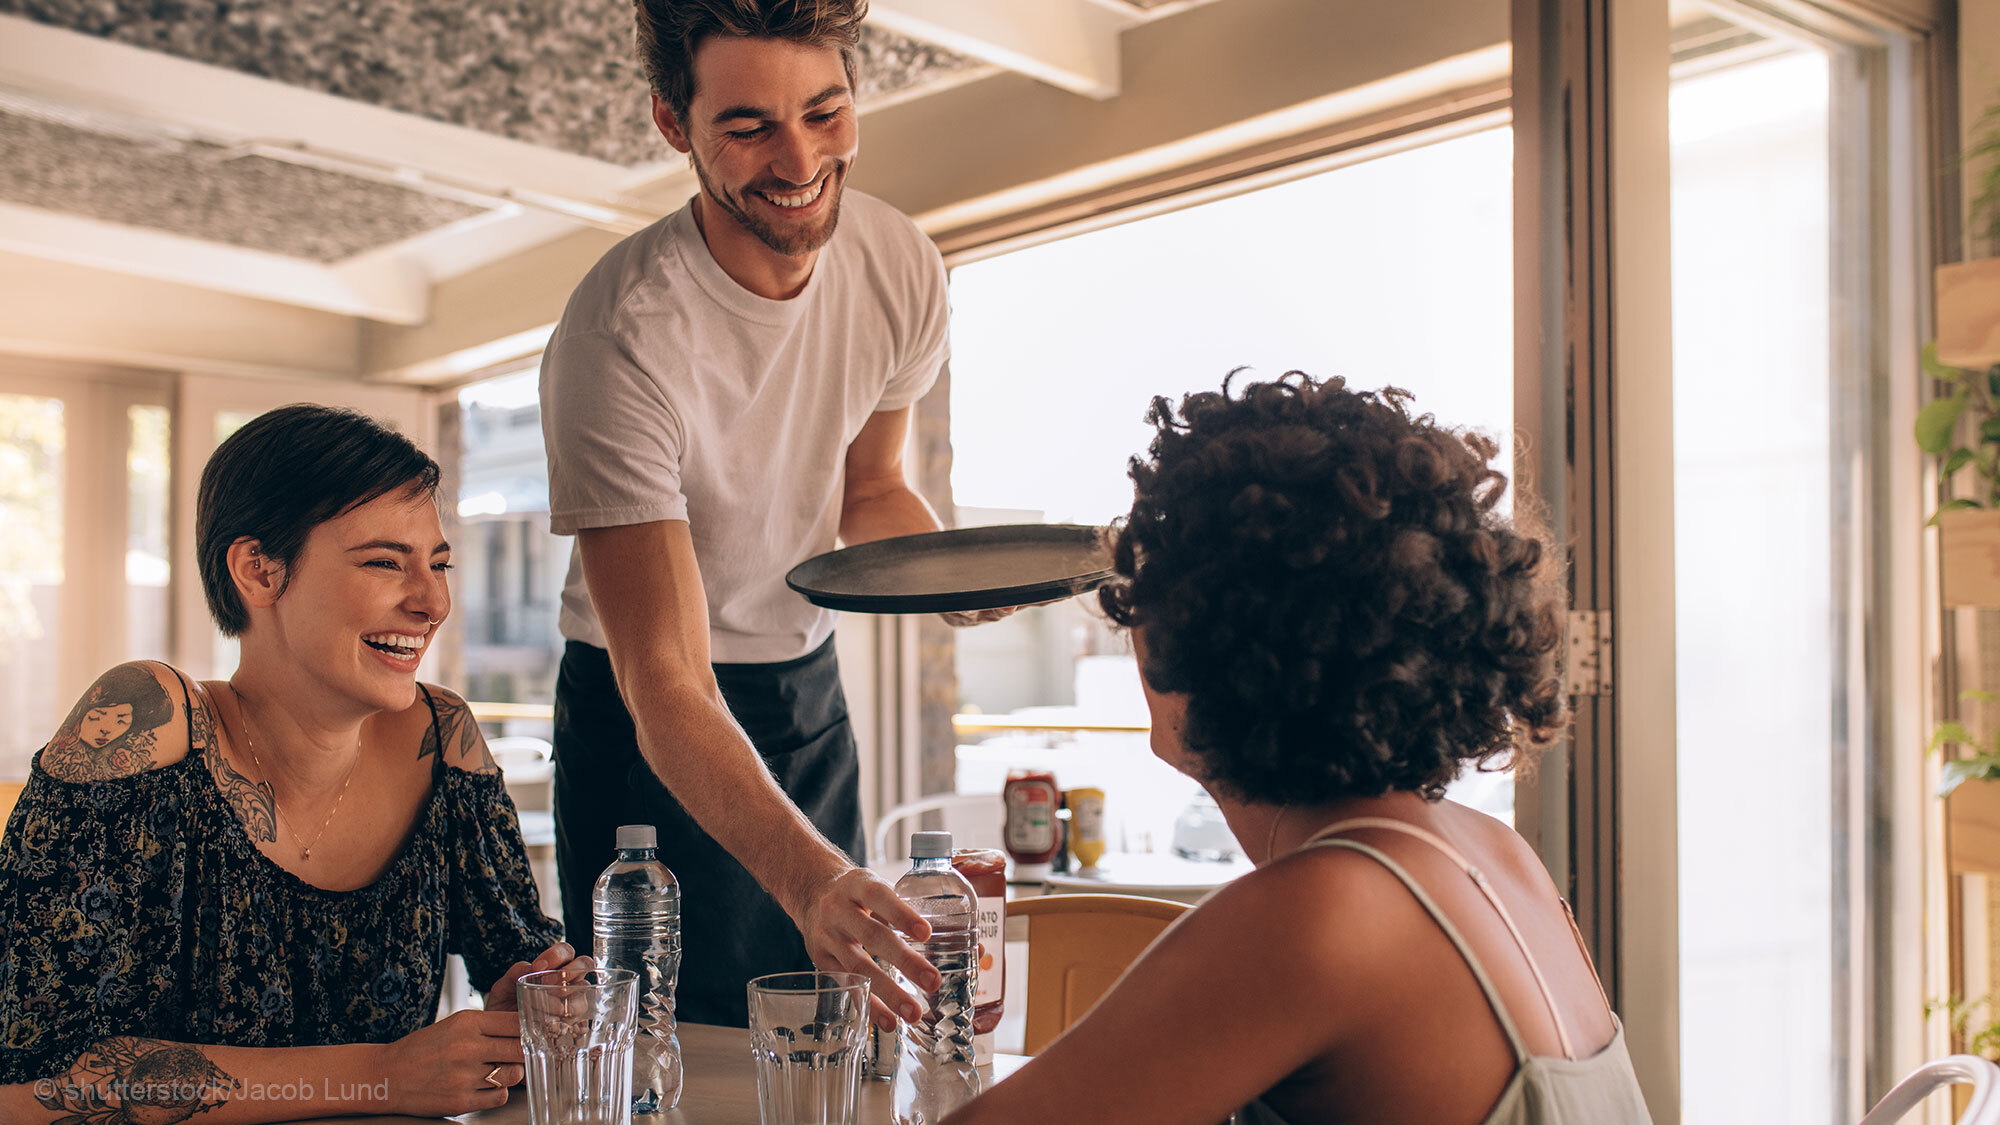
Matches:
[[0, 250, 363, 381]]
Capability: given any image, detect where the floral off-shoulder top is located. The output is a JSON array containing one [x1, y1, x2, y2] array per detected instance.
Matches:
[[0, 678, 562, 1082]]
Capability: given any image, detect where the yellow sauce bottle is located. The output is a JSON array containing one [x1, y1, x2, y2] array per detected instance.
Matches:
[[1066, 787, 1107, 870]]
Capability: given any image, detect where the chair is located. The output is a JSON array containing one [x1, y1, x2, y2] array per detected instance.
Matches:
[[1008, 892, 1189, 1054], [1860, 1055, 2000, 1125], [488, 735, 554, 811], [870, 792, 1005, 864]]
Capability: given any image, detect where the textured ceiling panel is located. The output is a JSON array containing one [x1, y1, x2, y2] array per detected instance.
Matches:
[[0, 109, 485, 262], [0, 1, 982, 167]]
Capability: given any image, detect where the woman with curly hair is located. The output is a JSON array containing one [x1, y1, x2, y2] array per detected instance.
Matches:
[[945, 373, 1649, 1124]]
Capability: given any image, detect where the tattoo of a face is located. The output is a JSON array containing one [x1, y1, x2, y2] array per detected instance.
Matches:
[[419, 690, 499, 774], [34, 1036, 238, 1124], [42, 666, 176, 783]]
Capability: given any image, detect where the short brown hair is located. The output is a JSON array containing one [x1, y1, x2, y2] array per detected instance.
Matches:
[[197, 404, 440, 637], [635, 0, 868, 124]]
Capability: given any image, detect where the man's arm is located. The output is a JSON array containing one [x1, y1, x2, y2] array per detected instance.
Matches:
[[839, 406, 943, 546], [841, 408, 1024, 627], [577, 521, 936, 1027]]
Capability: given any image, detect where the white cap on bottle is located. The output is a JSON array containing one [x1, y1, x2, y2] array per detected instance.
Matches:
[[615, 824, 657, 850], [909, 830, 953, 858]]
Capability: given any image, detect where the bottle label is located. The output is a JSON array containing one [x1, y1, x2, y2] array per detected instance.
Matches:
[[1004, 782, 1058, 855], [973, 894, 1003, 1007]]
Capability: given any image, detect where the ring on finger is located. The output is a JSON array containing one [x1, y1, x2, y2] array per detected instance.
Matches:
[[483, 1065, 506, 1089]]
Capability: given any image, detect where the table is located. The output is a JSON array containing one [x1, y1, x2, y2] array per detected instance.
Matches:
[[301, 1022, 1029, 1124], [1041, 850, 1251, 905]]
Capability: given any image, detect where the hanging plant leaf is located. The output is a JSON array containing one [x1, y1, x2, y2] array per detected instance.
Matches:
[[1940, 755, 2000, 798], [1918, 392, 1970, 453], [1925, 340, 1965, 383], [1947, 448, 1978, 475], [1927, 498, 1983, 527]]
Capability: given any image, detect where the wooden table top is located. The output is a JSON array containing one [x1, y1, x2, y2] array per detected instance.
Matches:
[[302, 1022, 1028, 1124]]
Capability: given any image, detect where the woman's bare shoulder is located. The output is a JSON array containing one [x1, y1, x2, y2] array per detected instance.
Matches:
[[38, 661, 196, 782]]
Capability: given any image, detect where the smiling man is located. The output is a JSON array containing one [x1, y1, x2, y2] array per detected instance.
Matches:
[[538, 0, 961, 1030]]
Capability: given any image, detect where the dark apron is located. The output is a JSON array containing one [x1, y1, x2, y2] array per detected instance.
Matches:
[[551, 636, 864, 1027]]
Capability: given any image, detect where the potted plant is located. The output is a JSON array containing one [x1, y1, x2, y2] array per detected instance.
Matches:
[[1939, 97, 2000, 369], [1934, 690, 2000, 873], [1916, 345, 2000, 605]]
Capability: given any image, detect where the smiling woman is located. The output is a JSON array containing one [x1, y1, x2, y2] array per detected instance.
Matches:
[[0, 404, 582, 1124]]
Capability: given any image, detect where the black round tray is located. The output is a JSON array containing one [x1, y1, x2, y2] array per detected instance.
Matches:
[[785, 524, 1113, 614]]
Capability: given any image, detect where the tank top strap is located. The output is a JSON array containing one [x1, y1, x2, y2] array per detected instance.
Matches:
[[1303, 836, 1534, 1062], [159, 663, 206, 752], [416, 683, 446, 780], [1302, 816, 1578, 1058]]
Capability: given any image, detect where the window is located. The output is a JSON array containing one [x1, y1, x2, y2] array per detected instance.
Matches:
[[452, 368, 567, 731], [946, 126, 1516, 851]]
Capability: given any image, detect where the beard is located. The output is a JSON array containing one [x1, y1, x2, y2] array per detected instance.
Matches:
[[689, 150, 847, 258]]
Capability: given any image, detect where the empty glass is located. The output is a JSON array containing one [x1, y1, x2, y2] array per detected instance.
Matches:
[[747, 971, 871, 1125], [519, 967, 639, 1125]]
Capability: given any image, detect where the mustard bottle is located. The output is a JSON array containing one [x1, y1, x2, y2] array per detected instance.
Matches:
[[1066, 787, 1107, 870]]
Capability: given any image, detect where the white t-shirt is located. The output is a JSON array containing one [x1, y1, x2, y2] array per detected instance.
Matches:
[[540, 190, 949, 663]]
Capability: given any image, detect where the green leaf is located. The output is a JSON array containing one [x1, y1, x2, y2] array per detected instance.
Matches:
[[1932, 722, 1979, 754], [1939, 756, 2000, 797], [1965, 689, 2000, 703], [1918, 392, 1971, 452], [1928, 499, 1983, 527], [1925, 340, 1966, 383], [1947, 448, 1979, 475]]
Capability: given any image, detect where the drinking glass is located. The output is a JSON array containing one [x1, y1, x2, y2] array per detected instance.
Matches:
[[519, 967, 639, 1125], [746, 971, 871, 1125]]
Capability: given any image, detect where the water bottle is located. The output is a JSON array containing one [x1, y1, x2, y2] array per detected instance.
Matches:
[[591, 824, 682, 1113], [892, 830, 982, 1125]]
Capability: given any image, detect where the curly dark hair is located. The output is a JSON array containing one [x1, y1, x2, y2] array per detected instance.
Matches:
[[1098, 372, 1568, 805]]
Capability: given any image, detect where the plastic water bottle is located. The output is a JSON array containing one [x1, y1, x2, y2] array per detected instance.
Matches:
[[892, 830, 982, 1125], [591, 824, 682, 1113]]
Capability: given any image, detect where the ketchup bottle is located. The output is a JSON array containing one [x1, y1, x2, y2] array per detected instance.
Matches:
[[951, 848, 1007, 1038], [1002, 769, 1062, 881]]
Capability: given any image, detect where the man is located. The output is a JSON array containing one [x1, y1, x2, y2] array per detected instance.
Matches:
[[539, 0, 968, 1029]]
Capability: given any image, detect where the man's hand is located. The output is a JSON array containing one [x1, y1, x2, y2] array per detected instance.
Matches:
[[939, 606, 1019, 627], [799, 867, 942, 1031], [940, 595, 1069, 628]]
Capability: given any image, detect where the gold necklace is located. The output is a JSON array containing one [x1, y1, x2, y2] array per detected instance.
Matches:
[[227, 684, 359, 860]]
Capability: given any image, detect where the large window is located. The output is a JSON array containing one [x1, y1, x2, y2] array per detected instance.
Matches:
[[453, 368, 567, 726], [1670, 37, 1838, 1124], [947, 126, 1516, 851]]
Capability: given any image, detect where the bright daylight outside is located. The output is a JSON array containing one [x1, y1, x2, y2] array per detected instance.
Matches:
[[945, 126, 1516, 857]]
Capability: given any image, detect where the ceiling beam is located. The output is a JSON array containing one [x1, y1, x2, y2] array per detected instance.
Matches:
[[866, 0, 1139, 100], [0, 16, 662, 213], [0, 203, 431, 324]]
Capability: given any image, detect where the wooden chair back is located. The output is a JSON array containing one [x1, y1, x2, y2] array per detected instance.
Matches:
[[1008, 892, 1189, 1054]]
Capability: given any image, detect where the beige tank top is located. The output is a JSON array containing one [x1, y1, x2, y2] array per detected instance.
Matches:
[[1234, 818, 1652, 1125]]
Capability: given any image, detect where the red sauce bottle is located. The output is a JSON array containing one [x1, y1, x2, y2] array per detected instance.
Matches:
[[951, 848, 1007, 1035], [1003, 768, 1062, 880]]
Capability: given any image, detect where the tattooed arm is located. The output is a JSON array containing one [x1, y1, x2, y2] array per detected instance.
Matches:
[[38, 663, 189, 783], [417, 684, 501, 775], [0, 1017, 526, 1123]]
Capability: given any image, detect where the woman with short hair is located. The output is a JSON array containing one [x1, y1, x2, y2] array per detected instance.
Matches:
[[945, 373, 1650, 1124], [0, 404, 579, 1122]]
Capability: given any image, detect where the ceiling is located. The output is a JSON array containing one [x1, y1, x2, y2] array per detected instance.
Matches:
[[0, 0, 1202, 325]]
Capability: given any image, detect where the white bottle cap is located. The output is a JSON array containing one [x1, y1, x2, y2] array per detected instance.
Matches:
[[910, 830, 953, 858], [615, 824, 657, 850]]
